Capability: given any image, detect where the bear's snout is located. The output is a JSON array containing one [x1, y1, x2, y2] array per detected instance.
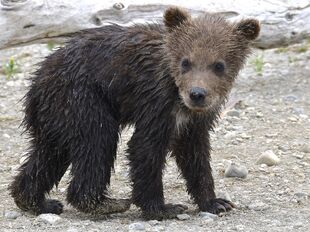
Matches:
[[189, 87, 207, 106]]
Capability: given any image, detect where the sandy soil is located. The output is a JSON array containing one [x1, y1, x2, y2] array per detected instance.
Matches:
[[0, 41, 309, 231]]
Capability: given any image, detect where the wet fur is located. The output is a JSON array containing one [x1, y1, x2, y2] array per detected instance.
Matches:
[[9, 7, 259, 218]]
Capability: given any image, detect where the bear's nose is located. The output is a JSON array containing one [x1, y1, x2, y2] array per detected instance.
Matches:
[[189, 87, 207, 105]]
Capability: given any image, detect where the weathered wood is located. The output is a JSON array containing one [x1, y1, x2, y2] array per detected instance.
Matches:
[[1, 0, 310, 50]]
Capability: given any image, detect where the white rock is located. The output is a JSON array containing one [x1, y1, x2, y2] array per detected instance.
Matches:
[[4, 210, 22, 219], [38, 213, 62, 224], [300, 144, 310, 153], [217, 191, 232, 202], [3, 133, 10, 138], [227, 110, 240, 117], [199, 211, 218, 219], [256, 150, 280, 166], [0, 165, 11, 172], [148, 220, 160, 226], [176, 213, 190, 220], [248, 202, 269, 211], [224, 163, 248, 178], [67, 228, 79, 232], [128, 222, 145, 231]]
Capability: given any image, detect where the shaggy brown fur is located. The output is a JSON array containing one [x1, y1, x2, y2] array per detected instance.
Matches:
[[9, 7, 259, 220]]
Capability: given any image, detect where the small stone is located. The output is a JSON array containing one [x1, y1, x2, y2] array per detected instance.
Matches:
[[113, 2, 124, 10], [176, 213, 190, 220], [4, 210, 22, 219], [294, 192, 308, 199], [217, 191, 232, 202], [240, 133, 251, 139], [128, 222, 145, 231], [0, 165, 11, 172], [278, 145, 289, 152], [227, 110, 240, 117], [293, 153, 304, 159], [199, 211, 218, 219], [256, 150, 280, 166], [283, 95, 298, 102], [224, 163, 248, 178], [265, 133, 278, 138], [300, 144, 310, 153], [67, 228, 79, 232], [38, 213, 62, 225], [148, 220, 160, 226], [248, 202, 268, 211], [288, 116, 298, 122], [256, 112, 264, 118], [3, 133, 10, 138]]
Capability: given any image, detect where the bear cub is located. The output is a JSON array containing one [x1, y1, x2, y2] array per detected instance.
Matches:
[[10, 7, 260, 220]]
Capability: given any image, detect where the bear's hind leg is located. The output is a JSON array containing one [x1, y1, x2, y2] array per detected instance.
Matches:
[[66, 101, 130, 215], [9, 143, 70, 215]]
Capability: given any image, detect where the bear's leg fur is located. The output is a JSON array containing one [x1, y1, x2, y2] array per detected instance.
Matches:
[[128, 119, 187, 220], [9, 143, 70, 215], [66, 97, 130, 215], [173, 120, 235, 214]]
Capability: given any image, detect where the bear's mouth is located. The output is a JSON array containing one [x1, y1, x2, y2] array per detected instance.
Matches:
[[181, 96, 221, 113]]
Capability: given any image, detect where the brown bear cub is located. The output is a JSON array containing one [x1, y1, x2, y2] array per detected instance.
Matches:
[[10, 7, 260, 219]]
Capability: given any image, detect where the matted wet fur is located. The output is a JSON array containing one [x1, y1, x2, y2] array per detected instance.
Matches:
[[9, 7, 260, 220]]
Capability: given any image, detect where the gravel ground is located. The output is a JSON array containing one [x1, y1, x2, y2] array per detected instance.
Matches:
[[0, 41, 309, 231]]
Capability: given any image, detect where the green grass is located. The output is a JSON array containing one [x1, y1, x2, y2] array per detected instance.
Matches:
[[252, 54, 264, 75], [47, 41, 55, 51], [295, 45, 308, 53], [3, 57, 19, 79], [275, 47, 289, 53]]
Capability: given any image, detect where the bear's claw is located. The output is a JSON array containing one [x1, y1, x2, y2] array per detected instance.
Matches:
[[203, 198, 235, 214], [142, 203, 188, 220]]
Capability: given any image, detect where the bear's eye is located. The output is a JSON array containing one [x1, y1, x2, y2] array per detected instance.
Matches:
[[180, 58, 191, 74], [213, 62, 225, 75]]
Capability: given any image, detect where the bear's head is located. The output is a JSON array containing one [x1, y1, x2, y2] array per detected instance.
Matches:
[[164, 7, 260, 112]]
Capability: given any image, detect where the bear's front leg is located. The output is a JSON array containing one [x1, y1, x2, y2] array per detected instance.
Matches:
[[127, 120, 187, 220], [172, 120, 235, 214]]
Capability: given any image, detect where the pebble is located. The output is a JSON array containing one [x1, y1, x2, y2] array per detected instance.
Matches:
[[224, 163, 248, 178], [248, 201, 268, 211], [217, 191, 232, 202], [256, 112, 264, 118], [3, 133, 10, 138], [67, 228, 79, 232], [292, 153, 304, 159], [300, 144, 310, 153], [128, 222, 145, 231], [176, 213, 190, 220], [294, 192, 308, 199], [288, 116, 298, 122], [113, 2, 125, 10], [0, 165, 11, 172], [38, 213, 62, 225], [3, 210, 22, 219], [283, 95, 298, 102], [199, 211, 218, 219], [256, 150, 280, 166], [278, 144, 289, 152], [227, 110, 240, 117], [240, 133, 251, 139], [148, 220, 160, 226]]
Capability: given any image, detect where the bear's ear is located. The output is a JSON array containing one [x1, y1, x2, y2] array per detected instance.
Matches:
[[235, 19, 260, 40], [164, 7, 190, 32]]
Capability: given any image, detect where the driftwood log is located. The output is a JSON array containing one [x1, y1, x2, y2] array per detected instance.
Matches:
[[1, 0, 310, 50]]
